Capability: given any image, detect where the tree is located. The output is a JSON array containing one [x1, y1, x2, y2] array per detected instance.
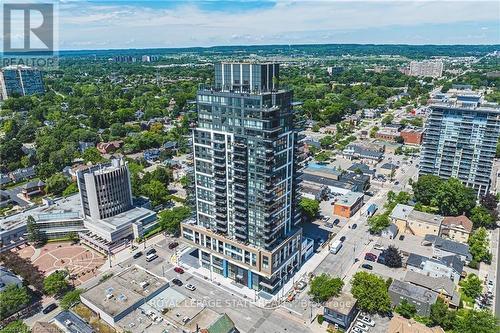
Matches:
[[141, 179, 169, 207], [62, 182, 79, 196], [60, 289, 83, 310], [454, 309, 499, 333], [0, 285, 30, 320], [45, 173, 70, 195], [470, 205, 496, 229], [82, 147, 104, 164], [412, 175, 442, 206], [368, 213, 390, 234], [43, 271, 69, 296], [319, 135, 334, 148], [460, 273, 483, 300], [158, 206, 191, 234], [383, 245, 402, 268], [480, 193, 499, 212], [26, 215, 45, 247], [308, 273, 344, 303], [350, 271, 391, 313], [381, 114, 394, 125], [299, 198, 320, 220], [435, 178, 476, 216], [0, 320, 30, 333], [430, 298, 456, 330], [468, 227, 492, 264], [395, 299, 417, 319], [68, 231, 79, 244]]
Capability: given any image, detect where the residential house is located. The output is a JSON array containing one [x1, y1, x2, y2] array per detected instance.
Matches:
[[323, 292, 358, 330], [21, 180, 46, 200], [9, 166, 36, 183], [380, 162, 399, 177], [96, 140, 123, 154], [389, 204, 443, 237], [388, 279, 438, 317], [388, 315, 445, 333], [0, 173, 11, 187], [163, 141, 178, 154], [423, 235, 472, 264], [333, 191, 364, 218], [78, 141, 95, 153], [143, 148, 161, 162], [440, 215, 473, 243], [381, 223, 399, 239], [406, 253, 463, 284], [404, 271, 460, 308]]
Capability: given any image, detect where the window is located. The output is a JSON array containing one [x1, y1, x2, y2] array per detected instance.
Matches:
[[263, 256, 269, 269]]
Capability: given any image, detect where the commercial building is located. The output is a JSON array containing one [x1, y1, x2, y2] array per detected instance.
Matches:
[[323, 292, 358, 329], [419, 98, 500, 196], [181, 62, 304, 294], [77, 159, 157, 253], [333, 191, 364, 218], [342, 143, 384, 163], [375, 126, 401, 141], [440, 215, 473, 243], [400, 128, 425, 145], [389, 279, 438, 317], [409, 60, 444, 78], [52, 311, 93, 333], [80, 266, 170, 327], [0, 66, 45, 100]]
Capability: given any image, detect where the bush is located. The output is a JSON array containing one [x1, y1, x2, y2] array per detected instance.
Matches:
[[317, 314, 324, 324]]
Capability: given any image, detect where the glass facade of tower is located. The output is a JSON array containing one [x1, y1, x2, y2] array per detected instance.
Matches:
[[182, 63, 304, 293], [420, 104, 500, 196]]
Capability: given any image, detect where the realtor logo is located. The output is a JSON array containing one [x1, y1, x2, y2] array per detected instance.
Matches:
[[3, 3, 54, 55]]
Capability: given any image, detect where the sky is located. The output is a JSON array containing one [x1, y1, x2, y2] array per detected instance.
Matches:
[[10, 1, 500, 50]]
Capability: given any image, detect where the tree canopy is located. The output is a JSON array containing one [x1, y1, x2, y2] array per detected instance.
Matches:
[[299, 198, 320, 220], [0, 285, 30, 320], [350, 271, 391, 313], [308, 273, 344, 303], [43, 270, 70, 296]]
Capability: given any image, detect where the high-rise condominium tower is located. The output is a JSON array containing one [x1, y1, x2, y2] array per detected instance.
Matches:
[[0, 66, 45, 100], [420, 95, 500, 196], [181, 62, 303, 294]]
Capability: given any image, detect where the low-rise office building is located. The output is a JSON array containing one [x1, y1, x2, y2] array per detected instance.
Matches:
[[333, 191, 364, 218], [400, 128, 424, 145], [389, 279, 438, 317]]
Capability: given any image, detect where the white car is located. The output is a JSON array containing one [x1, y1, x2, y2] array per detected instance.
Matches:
[[351, 327, 364, 333], [355, 322, 370, 331], [373, 244, 384, 251], [185, 284, 196, 291], [358, 316, 375, 327]]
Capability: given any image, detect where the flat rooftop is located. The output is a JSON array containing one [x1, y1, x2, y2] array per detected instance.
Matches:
[[324, 292, 357, 315], [0, 194, 82, 231], [81, 266, 168, 318], [335, 191, 364, 207]]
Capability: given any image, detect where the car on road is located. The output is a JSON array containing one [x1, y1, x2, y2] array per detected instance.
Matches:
[[146, 248, 157, 255], [339, 236, 346, 242], [172, 278, 183, 286], [169, 242, 179, 249], [374, 244, 384, 251], [42, 303, 57, 314], [146, 253, 158, 262], [174, 267, 184, 274], [399, 235, 405, 241], [351, 223, 357, 229], [133, 251, 143, 259], [316, 238, 325, 247], [185, 284, 196, 291], [295, 281, 307, 290], [333, 218, 340, 225], [361, 264, 373, 270], [394, 181, 400, 185]]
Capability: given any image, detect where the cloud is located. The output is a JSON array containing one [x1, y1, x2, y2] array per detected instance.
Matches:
[[56, 0, 500, 49]]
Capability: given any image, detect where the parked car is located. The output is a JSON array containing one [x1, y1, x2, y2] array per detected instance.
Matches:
[[351, 223, 357, 229], [399, 235, 405, 241], [295, 281, 307, 290], [339, 236, 346, 242], [322, 216, 330, 222], [185, 284, 196, 291], [355, 322, 370, 331], [42, 303, 57, 314], [172, 278, 183, 286], [325, 223, 333, 228], [169, 242, 179, 249], [133, 251, 143, 259], [374, 244, 384, 251], [352, 327, 364, 333], [146, 248, 157, 256], [174, 267, 184, 274], [333, 218, 340, 225], [361, 264, 373, 270], [364, 253, 377, 261], [358, 315, 375, 327]]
